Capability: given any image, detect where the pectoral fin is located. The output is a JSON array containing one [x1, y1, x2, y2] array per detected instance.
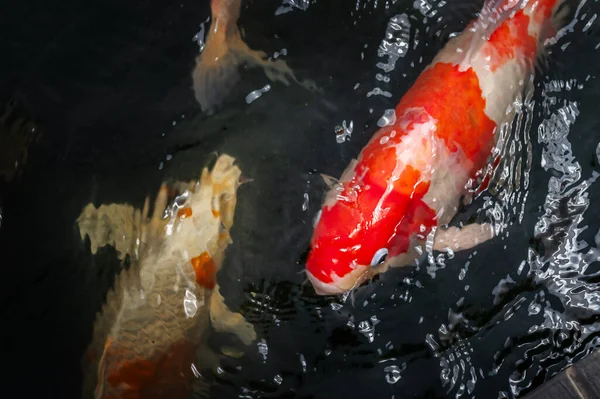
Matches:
[[209, 285, 257, 346], [433, 223, 494, 252], [77, 203, 140, 260], [320, 173, 339, 189]]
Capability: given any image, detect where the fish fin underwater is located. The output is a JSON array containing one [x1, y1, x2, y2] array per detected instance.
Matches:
[[432, 223, 495, 252], [209, 284, 257, 346], [192, 0, 318, 114]]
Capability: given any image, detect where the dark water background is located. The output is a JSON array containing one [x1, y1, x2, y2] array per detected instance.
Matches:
[[2, 0, 600, 398]]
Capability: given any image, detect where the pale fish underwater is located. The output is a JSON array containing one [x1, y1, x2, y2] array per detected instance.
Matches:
[[192, 0, 318, 113], [77, 154, 256, 399]]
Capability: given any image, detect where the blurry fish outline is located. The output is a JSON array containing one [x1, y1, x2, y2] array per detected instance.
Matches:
[[192, 0, 319, 114], [78, 154, 256, 399]]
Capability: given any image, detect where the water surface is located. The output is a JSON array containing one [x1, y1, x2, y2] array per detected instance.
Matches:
[[2, 0, 600, 398]]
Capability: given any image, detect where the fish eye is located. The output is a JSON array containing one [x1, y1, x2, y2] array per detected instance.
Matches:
[[370, 248, 388, 266]]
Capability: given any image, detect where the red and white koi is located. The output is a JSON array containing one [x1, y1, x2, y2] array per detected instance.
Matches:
[[306, 0, 567, 295]]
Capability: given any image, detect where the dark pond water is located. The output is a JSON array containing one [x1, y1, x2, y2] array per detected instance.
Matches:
[[2, 0, 600, 398]]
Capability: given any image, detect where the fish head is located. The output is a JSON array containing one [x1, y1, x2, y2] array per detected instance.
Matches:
[[306, 180, 417, 295]]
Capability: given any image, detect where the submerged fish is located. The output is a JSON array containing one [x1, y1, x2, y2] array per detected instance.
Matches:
[[79, 155, 256, 398], [306, 0, 568, 295], [193, 0, 316, 113]]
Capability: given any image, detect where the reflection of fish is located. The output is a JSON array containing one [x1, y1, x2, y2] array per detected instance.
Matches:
[[193, 0, 316, 113], [79, 155, 256, 398], [307, 0, 567, 295], [0, 95, 41, 182]]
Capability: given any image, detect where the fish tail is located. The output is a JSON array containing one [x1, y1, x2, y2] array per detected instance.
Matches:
[[192, 3, 317, 113], [192, 19, 243, 114]]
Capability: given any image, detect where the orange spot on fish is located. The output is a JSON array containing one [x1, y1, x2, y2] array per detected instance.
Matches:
[[389, 199, 437, 257], [392, 166, 430, 198], [211, 209, 220, 218], [360, 145, 397, 187], [485, 10, 537, 71], [98, 340, 196, 399], [177, 207, 192, 219], [218, 231, 230, 241], [190, 252, 216, 289], [395, 62, 497, 174]]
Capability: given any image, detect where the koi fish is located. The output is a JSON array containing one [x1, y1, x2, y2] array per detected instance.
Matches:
[[306, 0, 567, 295], [193, 0, 317, 113], [78, 154, 256, 398]]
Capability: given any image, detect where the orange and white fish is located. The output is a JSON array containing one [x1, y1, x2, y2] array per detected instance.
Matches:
[[193, 0, 316, 113], [78, 155, 256, 398], [306, 0, 567, 295]]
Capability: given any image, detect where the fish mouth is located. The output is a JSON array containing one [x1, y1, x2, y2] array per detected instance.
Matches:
[[306, 266, 372, 296], [306, 270, 345, 295]]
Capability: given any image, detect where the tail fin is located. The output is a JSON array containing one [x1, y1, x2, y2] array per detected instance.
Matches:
[[192, 21, 317, 114]]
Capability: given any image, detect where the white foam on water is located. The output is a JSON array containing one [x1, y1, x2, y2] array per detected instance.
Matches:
[[245, 84, 272, 104], [276, 0, 311, 15], [192, 16, 211, 53], [377, 109, 396, 127], [367, 87, 393, 98], [376, 14, 411, 74], [335, 120, 354, 143]]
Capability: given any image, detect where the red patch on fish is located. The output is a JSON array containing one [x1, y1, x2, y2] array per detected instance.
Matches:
[[191, 252, 217, 289], [393, 165, 430, 197], [309, 175, 432, 284], [389, 199, 438, 257], [485, 10, 537, 71], [177, 207, 193, 219], [395, 62, 497, 173], [99, 340, 196, 399]]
